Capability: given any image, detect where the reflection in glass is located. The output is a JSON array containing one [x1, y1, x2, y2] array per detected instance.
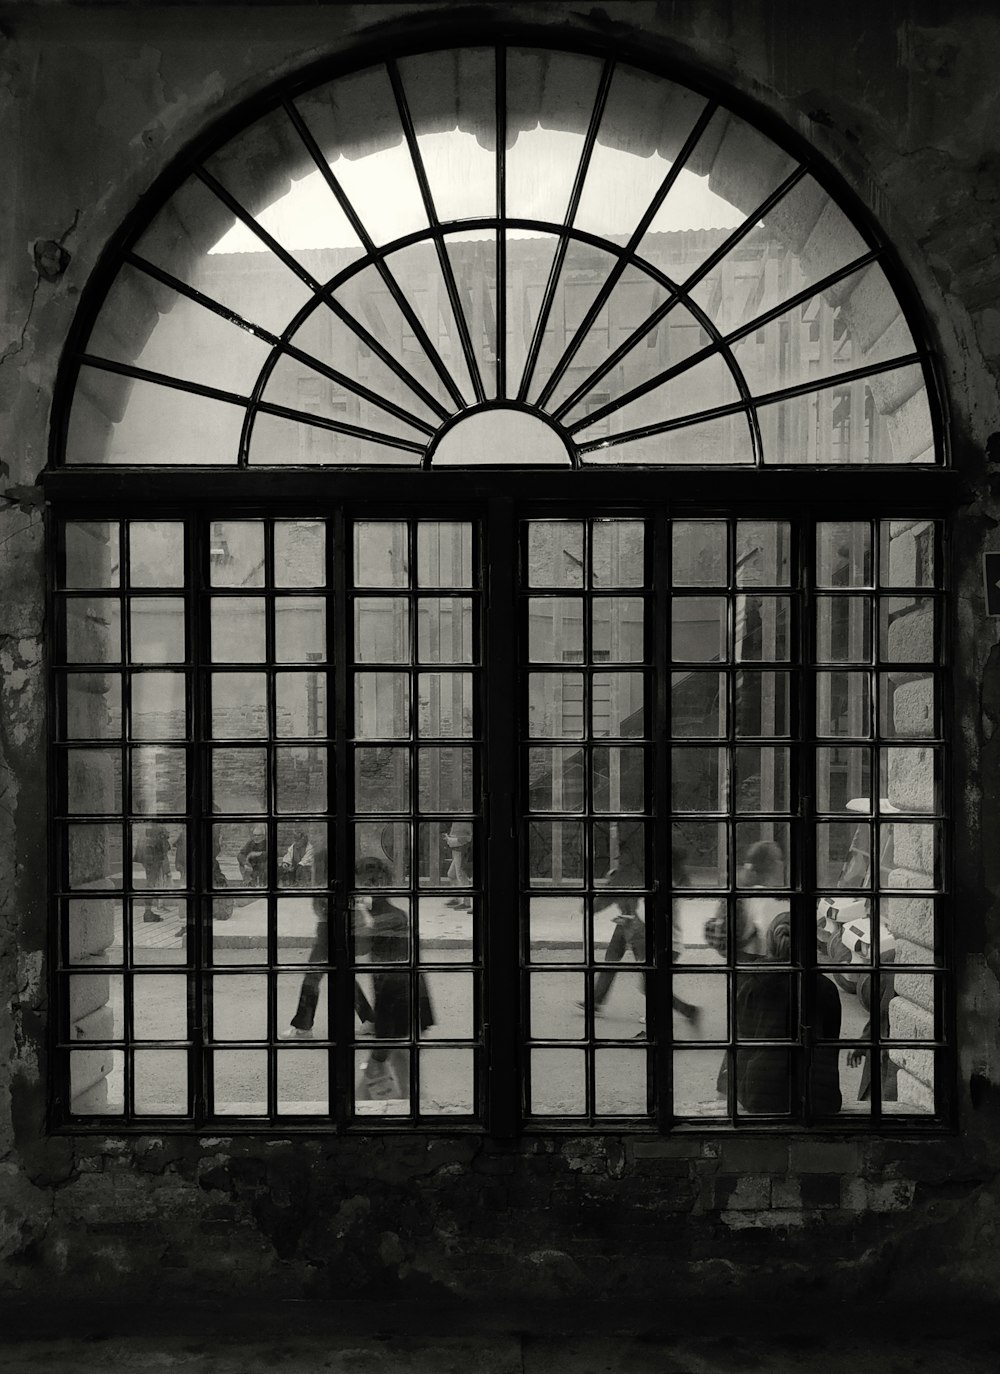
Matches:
[[133, 974, 188, 1040], [528, 821, 584, 886], [594, 1049, 647, 1116], [275, 747, 327, 813], [528, 598, 583, 663], [528, 747, 584, 813], [67, 823, 123, 890], [130, 598, 185, 664], [419, 1048, 475, 1116], [65, 599, 122, 664], [672, 821, 727, 888], [67, 749, 122, 814], [817, 522, 872, 588], [528, 672, 584, 739], [672, 672, 724, 737], [277, 672, 327, 738], [735, 595, 790, 662], [276, 1050, 329, 1116], [134, 1050, 188, 1116], [880, 597, 935, 664], [592, 598, 644, 662], [212, 974, 268, 1040], [68, 972, 124, 1040], [528, 897, 584, 962], [209, 522, 264, 588], [356, 747, 409, 813], [132, 747, 186, 815], [417, 522, 473, 588], [672, 522, 726, 586], [671, 747, 727, 813], [736, 522, 791, 587], [592, 671, 644, 737], [133, 672, 186, 739], [212, 748, 267, 814], [211, 598, 265, 662], [354, 822, 409, 886], [528, 1048, 586, 1115], [816, 596, 872, 663], [592, 520, 644, 587], [672, 597, 727, 661], [734, 746, 790, 813], [66, 898, 124, 965], [274, 521, 326, 588], [354, 522, 408, 588], [213, 1051, 268, 1115], [418, 746, 473, 814], [63, 521, 120, 587], [880, 519, 935, 588], [70, 1049, 125, 1115], [816, 671, 871, 739], [211, 672, 267, 739], [417, 672, 473, 738], [417, 598, 473, 663], [592, 746, 645, 814], [355, 597, 409, 663], [673, 972, 727, 1041], [275, 598, 326, 662], [355, 672, 410, 739], [527, 521, 584, 588], [672, 1049, 728, 1117], [68, 368, 247, 467], [129, 522, 184, 588], [65, 673, 123, 739]]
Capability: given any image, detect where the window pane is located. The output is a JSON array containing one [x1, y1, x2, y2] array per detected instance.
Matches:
[[133, 673, 186, 739], [211, 598, 265, 662], [129, 521, 184, 587]]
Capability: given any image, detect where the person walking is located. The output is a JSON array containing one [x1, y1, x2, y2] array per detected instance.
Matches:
[[443, 818, 472, 911]]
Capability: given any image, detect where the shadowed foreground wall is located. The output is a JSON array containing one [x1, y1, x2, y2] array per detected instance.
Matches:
[[3, 0, 1000, 1307]]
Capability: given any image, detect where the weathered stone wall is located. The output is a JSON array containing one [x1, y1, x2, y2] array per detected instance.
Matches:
[[3, 0, 1000, 1309]]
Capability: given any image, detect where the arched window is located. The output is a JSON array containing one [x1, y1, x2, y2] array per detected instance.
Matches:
[[49, 41, 953, 1131]]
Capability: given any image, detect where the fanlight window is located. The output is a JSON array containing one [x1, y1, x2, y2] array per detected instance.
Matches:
[[63, 46, 935, 468]]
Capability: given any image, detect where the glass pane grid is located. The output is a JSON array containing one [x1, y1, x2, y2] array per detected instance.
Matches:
[[350, 520, 482, 1121], [55, 512, 946, 1131]]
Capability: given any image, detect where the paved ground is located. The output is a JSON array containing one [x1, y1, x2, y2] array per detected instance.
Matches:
[[1, 1302, 999, 1372]]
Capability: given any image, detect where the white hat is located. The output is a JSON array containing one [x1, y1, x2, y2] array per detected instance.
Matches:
[[845, 797, 901, 814]]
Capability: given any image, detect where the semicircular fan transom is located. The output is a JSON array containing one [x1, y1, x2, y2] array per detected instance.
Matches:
[[64, 44, 935, 469]]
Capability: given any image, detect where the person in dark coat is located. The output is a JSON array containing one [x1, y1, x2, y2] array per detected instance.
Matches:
[[736, 912, 842, 1116], [354, 855, 434, 1100], [286, 843, 375, 1039]]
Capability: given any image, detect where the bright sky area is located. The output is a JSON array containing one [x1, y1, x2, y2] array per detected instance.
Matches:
[[211, 127, 743, 254]]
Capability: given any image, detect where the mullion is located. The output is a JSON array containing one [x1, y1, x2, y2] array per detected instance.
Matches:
[[186, 516, 208, 1126], [283, 96, 465, 415], [725, 519, 739, 1124], [582, 523, 596, 1122], [331, 509, 351, 1131], [263, 520, 278, 1122], [554, 164, 808, 426], [517, 59, 615, 405], [797, 518, 817, 1125], [388, 62, 486, 405], [121, 520, 136, 1121], [537, 98, 720, 413], [496, 47, 507, 400], [651, 509, 672, 1128], [870, 518, 887, 1124]]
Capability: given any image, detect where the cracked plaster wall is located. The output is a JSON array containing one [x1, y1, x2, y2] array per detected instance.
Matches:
[[3, 0, 1000, 1309]]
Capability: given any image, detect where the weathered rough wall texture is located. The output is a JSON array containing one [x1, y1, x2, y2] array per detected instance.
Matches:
[[3, 0, 1000, 1308]]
